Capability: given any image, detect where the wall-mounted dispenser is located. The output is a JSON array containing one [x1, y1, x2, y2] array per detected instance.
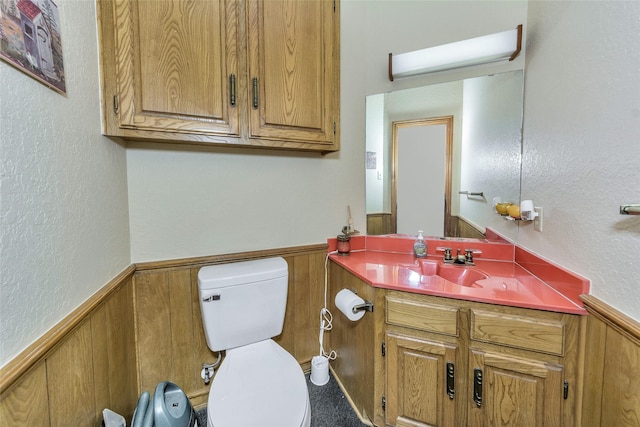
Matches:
[[520, 200, 537, 221], [520, 200, 543, 231]]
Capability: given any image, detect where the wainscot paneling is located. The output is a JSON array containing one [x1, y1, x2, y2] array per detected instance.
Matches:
[[133, 245, 328, 408], [367, 213, 393, 235], [328, 261, 382, 425], [451, 216, 485, 240], [0, 267, 138, 427], [581, 295, 640, 427]]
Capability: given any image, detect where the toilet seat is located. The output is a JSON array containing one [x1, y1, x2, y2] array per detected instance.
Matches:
[[208, 339, 310, 427]]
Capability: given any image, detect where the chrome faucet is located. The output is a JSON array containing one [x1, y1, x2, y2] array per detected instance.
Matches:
[[442, 248, 477, 265], [453, 249, 467, 265]]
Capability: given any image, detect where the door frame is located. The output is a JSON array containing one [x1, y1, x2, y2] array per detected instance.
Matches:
[[391, 116, 453, 236]]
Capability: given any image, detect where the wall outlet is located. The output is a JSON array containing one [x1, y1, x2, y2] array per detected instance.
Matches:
[[534, 207, 543, 232]]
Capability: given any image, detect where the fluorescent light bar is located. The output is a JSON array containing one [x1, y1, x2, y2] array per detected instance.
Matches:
[[389, 25, 523, 81]]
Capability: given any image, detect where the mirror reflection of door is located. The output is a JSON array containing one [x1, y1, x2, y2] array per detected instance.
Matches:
[[392, 117, 452, 236]]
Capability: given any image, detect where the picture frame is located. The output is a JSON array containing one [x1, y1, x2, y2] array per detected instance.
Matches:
[[0, 0, 66, 94]]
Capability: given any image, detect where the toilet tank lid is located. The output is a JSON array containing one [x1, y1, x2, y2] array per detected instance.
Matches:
[[198, 257, 288, 290]]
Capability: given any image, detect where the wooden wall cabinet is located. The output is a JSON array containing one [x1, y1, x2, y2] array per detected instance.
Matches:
[[97, 0, 340, 153]]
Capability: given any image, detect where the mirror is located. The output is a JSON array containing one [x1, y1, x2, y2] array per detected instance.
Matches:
[[365, 70, 524, 241]]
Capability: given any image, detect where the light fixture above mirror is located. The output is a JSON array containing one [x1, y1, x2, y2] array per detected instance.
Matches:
[[388, 25, 523, 81]]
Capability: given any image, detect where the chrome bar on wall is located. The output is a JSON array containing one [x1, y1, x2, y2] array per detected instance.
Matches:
[[619, 204, 640, 215], [459, 191, 484, 198]]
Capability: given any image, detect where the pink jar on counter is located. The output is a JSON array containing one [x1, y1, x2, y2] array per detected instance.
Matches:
[[337, 234, 351, 256]]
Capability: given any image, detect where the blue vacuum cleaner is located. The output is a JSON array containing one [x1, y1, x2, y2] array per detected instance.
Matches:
[[132, 382, 197, 427]]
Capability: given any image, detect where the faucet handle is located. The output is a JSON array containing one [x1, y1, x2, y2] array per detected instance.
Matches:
[[437, 247, 454, 263], [464, 249, 480, 265]]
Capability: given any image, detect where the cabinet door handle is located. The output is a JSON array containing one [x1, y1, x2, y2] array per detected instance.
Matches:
[[473, 368, 483, 407], [252, 77, 259, 109], [229, 74, 236, 107], [446, 362, 455, 399]]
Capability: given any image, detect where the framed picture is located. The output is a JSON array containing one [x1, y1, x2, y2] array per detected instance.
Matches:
[[0, 0, 66, 94], [366, 151, 377, 169]]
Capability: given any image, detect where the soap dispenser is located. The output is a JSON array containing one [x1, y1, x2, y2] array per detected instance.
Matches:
[[414, 230, 427, 258]]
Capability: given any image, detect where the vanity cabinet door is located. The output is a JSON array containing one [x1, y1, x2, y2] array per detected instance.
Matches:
[[246, 0, 339, 147], [467, 349, 564, 427], [386, 332, 459, 427], [110, 0, 239, 136]]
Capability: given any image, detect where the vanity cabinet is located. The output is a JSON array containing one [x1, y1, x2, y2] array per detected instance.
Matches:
[[466, 308, 571, 426], [383, 290, 583, 427], [97, 0, 340, 152], [385, 295, 463, 426]]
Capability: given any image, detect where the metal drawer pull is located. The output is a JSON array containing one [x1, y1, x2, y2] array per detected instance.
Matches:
[[252, 77, 259, 109], [229, 74, 236, 107], [446, 362, 455, 399], [473, 368, 483, 407]]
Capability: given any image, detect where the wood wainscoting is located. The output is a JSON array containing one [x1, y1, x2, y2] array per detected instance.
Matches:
[[0, 267, 138, 427], [0, 244, 328, 426], [366, 213, 485, 239], [581, 295, 640, 426], [367, 213, 393, 235], [449, 215, 485, 240]]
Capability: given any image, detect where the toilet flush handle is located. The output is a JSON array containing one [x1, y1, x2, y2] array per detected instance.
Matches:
[[202, 294, 221, 302]]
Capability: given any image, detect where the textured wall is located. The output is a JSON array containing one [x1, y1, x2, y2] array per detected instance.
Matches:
[[521, 1, 640, 320], [460, 71, 523, 242], [0, 0, 131, 366]]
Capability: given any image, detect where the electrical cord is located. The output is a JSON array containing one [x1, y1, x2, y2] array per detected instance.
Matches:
[[319, 251, 337, 360]]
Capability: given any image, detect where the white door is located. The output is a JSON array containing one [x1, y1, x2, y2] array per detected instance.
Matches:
[[396, 124, 446, 236]]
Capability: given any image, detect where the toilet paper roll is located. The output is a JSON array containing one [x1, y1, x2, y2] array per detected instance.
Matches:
[[335, 289, 366, 322]]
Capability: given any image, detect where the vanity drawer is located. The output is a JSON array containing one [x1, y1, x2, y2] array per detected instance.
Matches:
[[470, 309, 565, 355], [386, 296, 459, 336]]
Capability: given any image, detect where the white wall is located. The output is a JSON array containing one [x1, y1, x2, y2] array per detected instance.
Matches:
[[365, 93, 384, 213], [0, 0, 131, 366], [460, 71, 523, 242], [383, 81, 464, 217], [126, 144, 362, 261], [521, 1, 640, 320]]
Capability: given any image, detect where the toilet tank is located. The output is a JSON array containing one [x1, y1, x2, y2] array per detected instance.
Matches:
[[197, 257, 288, 351]]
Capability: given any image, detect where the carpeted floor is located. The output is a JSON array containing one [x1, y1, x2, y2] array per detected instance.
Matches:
[[195, 371, 368, 427]]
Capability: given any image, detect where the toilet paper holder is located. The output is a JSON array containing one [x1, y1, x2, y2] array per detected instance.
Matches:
[[352, 301, 374, 314], [348, 289, 374, 313]]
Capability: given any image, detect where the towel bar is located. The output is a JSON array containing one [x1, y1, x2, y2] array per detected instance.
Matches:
[[620, 204, 640, 215]]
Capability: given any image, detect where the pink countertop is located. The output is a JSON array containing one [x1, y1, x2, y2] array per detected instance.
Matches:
[[328, 234, 589, 315]]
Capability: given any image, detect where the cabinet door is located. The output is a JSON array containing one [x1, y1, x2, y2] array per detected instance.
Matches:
[[386, 333, 459, 427], [468, 349, 564, 427], [247, 0, 338, 145], [113, 0, 239, 135]]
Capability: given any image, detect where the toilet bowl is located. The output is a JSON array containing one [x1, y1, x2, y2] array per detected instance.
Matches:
[[207, 339, 310, 427], [198, 258, 311, 427]]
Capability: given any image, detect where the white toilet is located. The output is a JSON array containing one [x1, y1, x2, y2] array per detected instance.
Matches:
[[197, 257, 311, 427]]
